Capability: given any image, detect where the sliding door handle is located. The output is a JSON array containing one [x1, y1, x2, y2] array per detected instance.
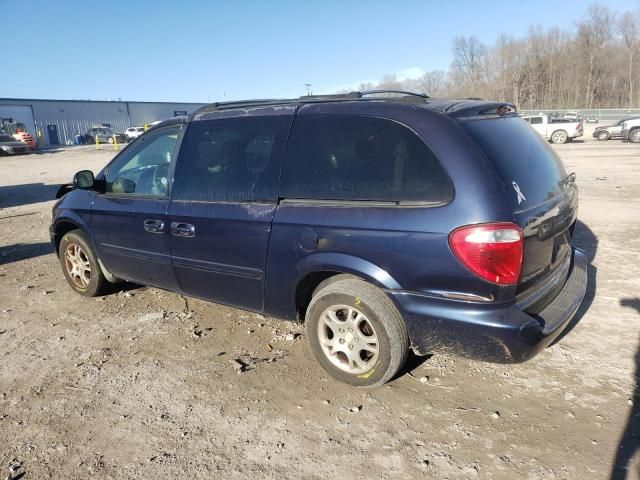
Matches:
[[143, 219, 165, 233], [171, 222, 195, 238]]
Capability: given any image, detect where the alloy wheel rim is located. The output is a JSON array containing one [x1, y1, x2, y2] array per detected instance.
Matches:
[[317, 304, 379, 374], [64, 243, 91, 288], [553, 132, 566, 143]]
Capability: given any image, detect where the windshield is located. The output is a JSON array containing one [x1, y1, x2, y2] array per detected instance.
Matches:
[[0, 134, 15, 142]]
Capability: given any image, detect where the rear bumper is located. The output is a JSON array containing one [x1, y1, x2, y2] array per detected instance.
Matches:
[[389, 248, 588, 363]]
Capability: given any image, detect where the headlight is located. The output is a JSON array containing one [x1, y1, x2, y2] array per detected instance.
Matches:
[[0, 145, 10, 151]]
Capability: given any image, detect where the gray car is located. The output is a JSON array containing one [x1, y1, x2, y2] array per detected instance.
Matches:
[[0, 134, 28, 155], [593, 116, 640, 141], [84, 127, 127, 145], [620, 117, 640, 143]]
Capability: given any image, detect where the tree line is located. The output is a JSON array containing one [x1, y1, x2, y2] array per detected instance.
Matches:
[[343, 4, 639, 109]]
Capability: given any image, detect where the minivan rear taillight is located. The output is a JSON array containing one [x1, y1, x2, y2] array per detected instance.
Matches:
[[449, 223, 524, 285]]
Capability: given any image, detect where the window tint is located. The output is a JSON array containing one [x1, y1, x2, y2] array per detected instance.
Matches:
[[172, 116, 291, 202], [280, 115, 452, 203], [105, 125, 180, 196], [529, 117, 543, 125], [462, 117, 567, 209]]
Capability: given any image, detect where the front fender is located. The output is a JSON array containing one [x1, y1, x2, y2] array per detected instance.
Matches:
[[50, 189, 95, 251]]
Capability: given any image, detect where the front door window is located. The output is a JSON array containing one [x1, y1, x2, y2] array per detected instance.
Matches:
[[105, 126, 180, 196]]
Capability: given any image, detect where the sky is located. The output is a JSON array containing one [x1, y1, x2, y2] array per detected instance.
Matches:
[[2, 0, 639, 102]]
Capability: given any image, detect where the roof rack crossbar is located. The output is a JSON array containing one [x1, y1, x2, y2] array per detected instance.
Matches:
[[357, 90, 430, 99]]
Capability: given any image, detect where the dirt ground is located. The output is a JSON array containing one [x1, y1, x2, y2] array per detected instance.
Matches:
[[0, 128, 639, 479]]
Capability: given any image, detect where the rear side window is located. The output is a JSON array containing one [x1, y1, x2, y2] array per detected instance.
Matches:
[[279, 115, 452, 203], [529, 117, 543, 125], [462, 116, 567, 209], [172, 116, 291, 202]]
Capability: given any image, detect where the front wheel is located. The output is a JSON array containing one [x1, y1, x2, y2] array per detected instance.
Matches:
[[630, 129, 640, 143], [305, 276, 409, 387], [597, 131, 610, 141], [551, 130, 568, 144], [107, 137, 114, 144], [59, 230, 108, 297]]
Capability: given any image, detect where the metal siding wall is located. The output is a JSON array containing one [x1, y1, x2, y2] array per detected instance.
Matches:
[[128, 102, 205, 126], [0, 99, 204, 145], [28, 100, 129, 145]]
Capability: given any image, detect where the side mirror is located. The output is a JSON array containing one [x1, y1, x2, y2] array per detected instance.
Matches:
[[73, 170, 95, 189]]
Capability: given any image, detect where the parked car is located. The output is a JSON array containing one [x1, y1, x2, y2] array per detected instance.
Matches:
[[50, 92, 588, 387], [620, 117, 640, 143], [0, 133, 29, 155], [523, 114, 584, 144], [84, 127, 127, 145], [585, 116, 599, 123], [563, 111, 580, 120], [125, 127, 145, 141], [592, 117, 637, 141]]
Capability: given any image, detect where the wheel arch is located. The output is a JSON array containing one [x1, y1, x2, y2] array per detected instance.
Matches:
[[293, 252, 401, 322], [628, 127, 640, 142], [53, 218, 84, 256], [53, 216, 118, 283], [550, 129, 568, 143]]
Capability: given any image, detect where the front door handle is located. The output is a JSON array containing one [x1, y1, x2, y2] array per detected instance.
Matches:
[[144, 219, 165, 233], [171, 222, 195, 238]]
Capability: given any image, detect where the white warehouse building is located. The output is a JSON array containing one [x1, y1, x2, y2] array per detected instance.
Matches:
[[0, 98, 205, 146]]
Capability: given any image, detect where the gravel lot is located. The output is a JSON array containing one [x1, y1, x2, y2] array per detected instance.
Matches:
[[0, 130, 639, 479]]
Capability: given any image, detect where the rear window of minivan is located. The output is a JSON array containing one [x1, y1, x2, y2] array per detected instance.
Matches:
[[461, 116, 568, 210], [280, 114, 452, 204]]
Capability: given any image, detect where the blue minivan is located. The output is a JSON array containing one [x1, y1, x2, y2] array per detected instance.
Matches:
[[51, 91, 588, 386]]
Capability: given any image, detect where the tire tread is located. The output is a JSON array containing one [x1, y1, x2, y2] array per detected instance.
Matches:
[[306, 276, 409, 387]]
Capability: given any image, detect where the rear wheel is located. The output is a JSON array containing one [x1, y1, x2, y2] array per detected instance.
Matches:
[[107, 137, 114, 144], [305, 276, 409, 387], [597, 130, 610, 141], [59, 230, 107, 297], [551, 130, 568, 144], [630, 129, 640, 143]]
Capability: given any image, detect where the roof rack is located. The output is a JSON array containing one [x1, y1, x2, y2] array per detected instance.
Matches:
[[356, 90, 430, 99], [192, 90, 431, 117], [208, 98, 287, 108], [297, 92, 361, 101]]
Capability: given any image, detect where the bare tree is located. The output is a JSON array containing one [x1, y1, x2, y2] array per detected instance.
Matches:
[[620, 11, 639, 106], [331, 3, 640, 109], [413, 71, 446, 97], [451, 36, 487, 85], [575, 4, 616, 108]]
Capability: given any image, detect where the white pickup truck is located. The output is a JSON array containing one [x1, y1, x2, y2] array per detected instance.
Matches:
[[522, 114, 584, 144]]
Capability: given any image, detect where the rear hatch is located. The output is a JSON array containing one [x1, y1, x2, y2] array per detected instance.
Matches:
[[461, 115, 578, 304]]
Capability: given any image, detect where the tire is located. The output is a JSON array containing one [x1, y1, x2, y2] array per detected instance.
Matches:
[[629, 129, 640, 143], [305, 276, 409, 387], [85, 136, 93, 145], [107, 137, 114, 144], [551, 130, 568, 144], [58, 230, 108, 297], [597, 131, 610, 141]]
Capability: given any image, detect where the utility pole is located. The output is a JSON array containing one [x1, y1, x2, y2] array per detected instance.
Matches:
[[304, 83, 312, 96]]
